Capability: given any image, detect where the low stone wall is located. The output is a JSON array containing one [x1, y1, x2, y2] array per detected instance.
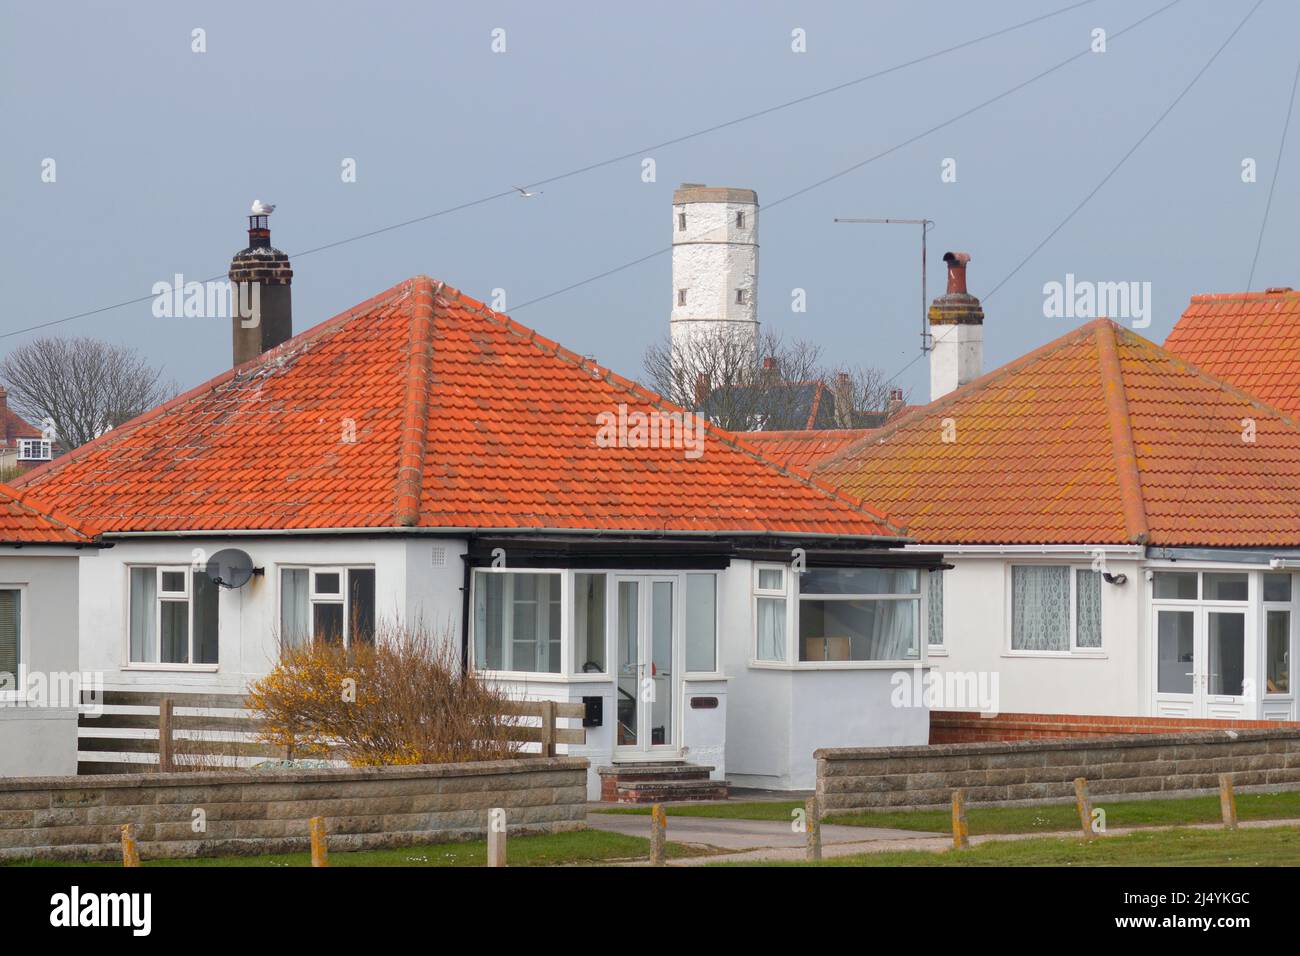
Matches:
[[930, 710, 1300, 743], [0, 757, 588, 862], [817, 729, 1300, 811]]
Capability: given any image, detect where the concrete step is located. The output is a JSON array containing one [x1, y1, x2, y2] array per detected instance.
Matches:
[[613, 777, 730, 804]]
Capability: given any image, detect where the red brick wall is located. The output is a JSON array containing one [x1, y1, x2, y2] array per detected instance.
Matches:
[[929, 711, 1300, 744]]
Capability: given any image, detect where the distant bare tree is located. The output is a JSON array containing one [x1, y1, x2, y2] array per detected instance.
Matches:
[[0, 337, 175, 451], [643, 326, 902, 431]]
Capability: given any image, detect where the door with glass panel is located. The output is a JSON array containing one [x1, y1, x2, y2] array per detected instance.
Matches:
[[1152, 570, 1252, 718], [614, 575, 677, 754]]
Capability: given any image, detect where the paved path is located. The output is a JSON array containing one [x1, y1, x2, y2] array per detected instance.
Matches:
[[587, 810, 941, 862]]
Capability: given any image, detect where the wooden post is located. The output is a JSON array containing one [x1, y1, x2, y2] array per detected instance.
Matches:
[[309, 816, 329, 867], [487, 808, 507, 867], [120, 823, 140, 867], [539, 700, 556, 758], [649, 803, 667, 866], [951, 788, 970, 849], [157, 697, 174, 774], [1218, 773, 1238, 829], [1074, 777, 1095, 840], [805, 795, 822, 862]]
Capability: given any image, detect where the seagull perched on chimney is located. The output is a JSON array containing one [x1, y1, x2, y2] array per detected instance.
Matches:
[[511, 185, 542, 198], [250, 199, 276, 215]]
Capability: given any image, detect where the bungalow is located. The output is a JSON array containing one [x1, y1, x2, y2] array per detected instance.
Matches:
[[0, 484, 99, 777], [812, 305, 1300, 724], [13, 217, 943, 793]]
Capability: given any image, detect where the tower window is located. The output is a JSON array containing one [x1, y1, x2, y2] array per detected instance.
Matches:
[[735, 289, 747, 305], [678, 289, 687, 306], [678, 212, 687, 231], [736, 211, 745, 228]]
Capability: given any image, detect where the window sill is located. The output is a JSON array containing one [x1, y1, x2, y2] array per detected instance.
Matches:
[[122, 664, 220, 673], [471, 670, 572, 683], [748, 660, 929, 671], [682, 673, 728, 682], [927, 646, 949, 657], [1001, 651, 1107, 660]]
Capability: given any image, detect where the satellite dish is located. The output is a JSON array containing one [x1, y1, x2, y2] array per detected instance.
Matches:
[[205, 548, 260, 589]]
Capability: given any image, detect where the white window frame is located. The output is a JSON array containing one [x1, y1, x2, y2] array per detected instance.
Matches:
[[278, 565, 375, 649], [927, 568, 946, 654], [470, 568, 565, 677], [795, 567, 924, 667], [682, 570, 722, 678], [752, 563, 791, 665], [125, 565, 219, 671], [0, 584, 28, 702], [1260, 571, 1293, 701], [1004, 564, 1106, 657], [17, 438, 52, 461]]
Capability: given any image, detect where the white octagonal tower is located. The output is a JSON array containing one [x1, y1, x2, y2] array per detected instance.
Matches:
[[669, 184, 760, 368]]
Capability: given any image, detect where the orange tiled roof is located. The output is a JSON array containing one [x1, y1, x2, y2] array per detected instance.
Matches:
[[15, 277, 901, 540], [737, 429, 880, 473], [0, 483, 95, 544], [815, 318, 1300, 547], [1164, 287, 1300, 415]]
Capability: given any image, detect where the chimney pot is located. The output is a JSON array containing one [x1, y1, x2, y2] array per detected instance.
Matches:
[[944, 251, 972, 294], [229, 206, 293, 367]]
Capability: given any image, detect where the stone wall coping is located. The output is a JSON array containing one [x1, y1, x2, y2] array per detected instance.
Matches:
[[0, 756, 588, 793], [815, 727, 1300, 761]]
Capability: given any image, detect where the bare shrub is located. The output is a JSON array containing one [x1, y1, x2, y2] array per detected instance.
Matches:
[[246, 622, 522, 766]]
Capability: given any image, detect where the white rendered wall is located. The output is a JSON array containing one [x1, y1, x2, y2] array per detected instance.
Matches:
[[929, 322, 983, 401], [670, 199, 759, 362], [0, 550, 82, 777], [928, 554, 1145, 717], [76, 535, 467, 697]]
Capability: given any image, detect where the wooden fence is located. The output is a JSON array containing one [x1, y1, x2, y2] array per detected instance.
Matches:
[[77, 691, 585, 774]]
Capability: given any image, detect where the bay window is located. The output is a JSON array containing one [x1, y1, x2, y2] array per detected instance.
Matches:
[[473, 571, 561, 673], [1010, 565, 1103, 652], [754, 565, 787, 662], [1264, 572, 1291, 696], [129, 566, 219, 665], [798, 567, 920, 662]]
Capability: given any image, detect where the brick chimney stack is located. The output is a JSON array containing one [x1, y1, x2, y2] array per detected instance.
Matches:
[[229, 206, 293, 367], [928, 251, 984, 401]]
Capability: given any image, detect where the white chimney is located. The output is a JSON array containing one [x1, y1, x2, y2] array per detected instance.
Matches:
[[928, 251, 984, 401]]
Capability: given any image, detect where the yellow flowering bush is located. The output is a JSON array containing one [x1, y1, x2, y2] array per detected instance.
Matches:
[[247, 623, 521, 766]]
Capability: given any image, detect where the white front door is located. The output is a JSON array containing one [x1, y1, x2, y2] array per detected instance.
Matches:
[[614, 575, 678, 755], [1154, 605, 1251, 718]]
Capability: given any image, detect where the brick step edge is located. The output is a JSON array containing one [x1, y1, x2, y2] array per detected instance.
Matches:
[[613, 779, 730, 804]]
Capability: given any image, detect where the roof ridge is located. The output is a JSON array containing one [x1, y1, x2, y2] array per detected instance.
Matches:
[[443, 287, 908, 538], [1093, 321, 1149, 545], [393, 278, 440, 527], [13, 277, 420, 492]]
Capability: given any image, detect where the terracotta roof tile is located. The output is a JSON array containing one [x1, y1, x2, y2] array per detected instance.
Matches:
[[0, 483, 95, 544], [815, 318, 1300, 547], [1164, 288, 1300, 413], [15, 278, 901, 540]]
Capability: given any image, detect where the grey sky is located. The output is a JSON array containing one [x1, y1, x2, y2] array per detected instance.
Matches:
[[2, 0, 1296, 404]]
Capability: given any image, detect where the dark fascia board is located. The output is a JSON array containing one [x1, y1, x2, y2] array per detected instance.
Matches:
[[464, 534, 927, 571]]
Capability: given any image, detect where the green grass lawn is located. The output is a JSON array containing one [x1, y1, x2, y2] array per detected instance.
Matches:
[[747, 825, 1300, 867], [5, 828, 699, 868], [597, 790, 1300, 836]]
